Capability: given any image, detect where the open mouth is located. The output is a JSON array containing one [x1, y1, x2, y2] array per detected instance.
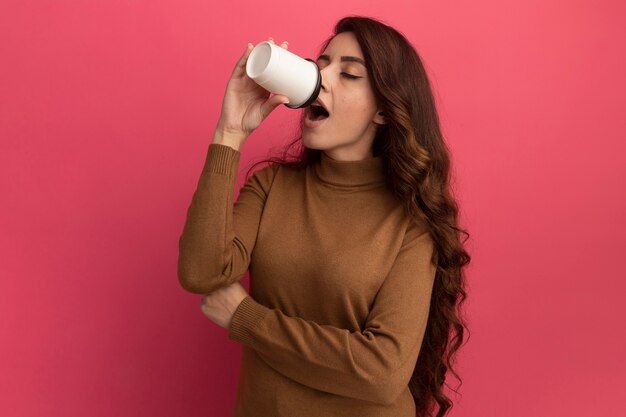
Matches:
[[306, 103, 330, 121]]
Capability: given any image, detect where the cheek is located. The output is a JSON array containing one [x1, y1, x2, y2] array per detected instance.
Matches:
[[336, 95, 373, 119]]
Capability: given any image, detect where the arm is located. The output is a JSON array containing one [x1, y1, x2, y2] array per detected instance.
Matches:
[[227, 223, 437, 405], [177, 141, 278, 294]]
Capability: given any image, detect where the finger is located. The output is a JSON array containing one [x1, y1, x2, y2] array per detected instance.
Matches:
[[280, 40, 288, 49], [233, 42, 254, 76], [268, 37, 275, 44], [239, 43, 253, 66], [260, 94, 290, 119]]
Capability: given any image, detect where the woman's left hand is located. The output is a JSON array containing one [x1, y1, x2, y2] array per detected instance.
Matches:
[[200, 281, 249, 329]]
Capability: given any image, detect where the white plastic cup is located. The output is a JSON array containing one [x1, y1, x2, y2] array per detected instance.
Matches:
[[245, 41, 322, 109]]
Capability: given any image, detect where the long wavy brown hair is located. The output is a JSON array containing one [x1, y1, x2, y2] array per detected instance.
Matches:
[[243, 15, 471, 417]]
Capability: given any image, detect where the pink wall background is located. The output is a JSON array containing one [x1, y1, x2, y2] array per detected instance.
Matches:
[[1, 0, 624, 416]]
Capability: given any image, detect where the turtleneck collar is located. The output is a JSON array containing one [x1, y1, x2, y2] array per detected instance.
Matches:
[[313, 151, 386, 187]]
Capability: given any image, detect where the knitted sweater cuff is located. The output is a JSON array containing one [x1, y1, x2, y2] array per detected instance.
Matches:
[[203, 143, 240, 177], [228, 295, 272, 346]]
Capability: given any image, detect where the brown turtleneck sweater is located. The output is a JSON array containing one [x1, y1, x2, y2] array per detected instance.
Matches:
[[178, 143, 436, 417]]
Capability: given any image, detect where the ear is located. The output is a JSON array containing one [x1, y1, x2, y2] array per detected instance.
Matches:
[[373, 110, 387, 125]]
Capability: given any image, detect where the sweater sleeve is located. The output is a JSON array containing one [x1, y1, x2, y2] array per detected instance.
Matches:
[[227, 222, 437, 405], [177, 143, 277, 294]]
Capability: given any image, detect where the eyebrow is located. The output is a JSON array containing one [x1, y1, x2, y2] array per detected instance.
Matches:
[[316, 54, 366, 67]]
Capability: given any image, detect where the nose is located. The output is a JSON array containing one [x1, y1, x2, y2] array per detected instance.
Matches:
[[318, 65, 329, 92]]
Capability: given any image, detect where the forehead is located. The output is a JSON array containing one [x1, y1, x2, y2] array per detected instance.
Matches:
[[323, 32, 363, 59]]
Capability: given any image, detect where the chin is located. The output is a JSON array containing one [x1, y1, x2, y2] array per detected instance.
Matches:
[[301, 132, 322, 149]]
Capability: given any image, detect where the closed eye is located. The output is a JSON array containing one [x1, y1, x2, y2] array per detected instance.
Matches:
[[341, 72, 361, 79]]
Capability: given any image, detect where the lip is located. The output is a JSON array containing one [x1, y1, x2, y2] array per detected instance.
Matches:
[[313, 97, 329, 113]]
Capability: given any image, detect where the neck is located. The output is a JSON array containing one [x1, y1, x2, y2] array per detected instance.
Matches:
[[314, 151, 385, 187]]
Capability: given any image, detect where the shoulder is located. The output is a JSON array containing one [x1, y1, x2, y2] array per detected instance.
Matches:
[[401, 216, 433, 251], [242, 162, 281, 195]]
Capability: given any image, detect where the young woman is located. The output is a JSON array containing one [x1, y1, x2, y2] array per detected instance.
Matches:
[[178, 15, 471, 417]]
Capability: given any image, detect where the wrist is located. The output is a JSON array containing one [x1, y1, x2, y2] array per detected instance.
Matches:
[[213, 125, 248, 151]]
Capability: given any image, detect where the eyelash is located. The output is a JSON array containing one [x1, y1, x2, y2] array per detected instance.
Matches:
[[316, 62, 361, 79]]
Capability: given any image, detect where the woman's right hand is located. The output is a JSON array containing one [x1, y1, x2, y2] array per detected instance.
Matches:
[[216, 38, 291, 140]]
